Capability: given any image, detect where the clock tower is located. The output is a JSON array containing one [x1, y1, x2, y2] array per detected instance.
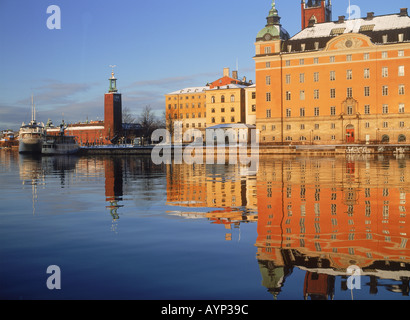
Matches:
[[104, 70, 122, 142]]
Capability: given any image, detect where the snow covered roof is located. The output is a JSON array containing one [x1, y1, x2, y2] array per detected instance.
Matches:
[[208, 84, 250, 91], [168, 86, 209, 95], [291, 12, 410, 40]]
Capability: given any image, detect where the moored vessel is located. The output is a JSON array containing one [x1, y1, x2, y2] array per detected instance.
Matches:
[[19, 96, 45, 154]]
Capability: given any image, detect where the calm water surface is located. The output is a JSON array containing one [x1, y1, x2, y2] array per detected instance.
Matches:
[[0, 149, 409, 300]]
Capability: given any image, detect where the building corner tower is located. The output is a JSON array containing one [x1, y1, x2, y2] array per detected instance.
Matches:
[[301, 0, 332, 29], [104, 70, 122, 142]]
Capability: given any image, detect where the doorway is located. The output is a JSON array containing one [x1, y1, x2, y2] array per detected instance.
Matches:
[[346, 125, 355, 143]]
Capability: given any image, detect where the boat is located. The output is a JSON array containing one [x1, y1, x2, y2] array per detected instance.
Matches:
[[42, 121, 80, 155], [19, 96, 45, 154]]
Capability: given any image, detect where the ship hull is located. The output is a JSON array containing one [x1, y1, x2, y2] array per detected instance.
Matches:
[[19, 139, 43, 154]]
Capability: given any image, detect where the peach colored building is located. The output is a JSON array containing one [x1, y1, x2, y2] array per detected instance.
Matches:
[[255, 1, 410, 145]]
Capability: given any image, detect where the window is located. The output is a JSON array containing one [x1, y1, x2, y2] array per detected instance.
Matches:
[[364, 68, 370, 79], [314, 136, 321, 141], [383, 121, 388, 128], [286, 74, 291, 84], [286, 91, 291, 101], [347, 54, 352, 61], [314, 72, 319, 82], [231, 117, 235, 123], [398, 50, 404, 57], [314, 107, 320, 117], [364, 105, 370, 114], [314, 89, 319, 100], [330, 56, 335, 63], [300, 90, 305, 100], [285, 60, 291, 66], [330, 88, 336, 99], [382, 51, 388, 59], [382, 86, 389, 96], [400, 121, 405, 128], [364, 87, 370, 97], [286, 125, 291, 130], [314, 57, 319, 64], [266, 62, 271, 68], [399, 66, 405, 77], [300, 124, 305, 130], [221, 117, 225, 123], [230, 95, 235, 102], [300, 108, 305, 117], [347, 88, 353, 98], [264, 47, 271, 54], [299, 59, 305, 65], [399, 85, 405, 95], [221, 108, 225, 113], [398, 134, 406, 142], [364, 53, 370, 60], [383, 104, 389, 114], [330, 71, 336, 81], [266, 109, 271, 118], [382, 67, 388, 78], [365, 122, 370, 128], [221, 95, 225, 103], [300, 73, 305, 83], [347, 69, 353, 80], [211, 108, 215, 113], [266, 76, 271, 85], [266, 92, 271, 102], [252, 105, 256, 112], [252, 92, 256, 99], [331, 123, 336, 129], [286, 109, 291, 118], [211, 96, 215, 103], [399, 104, 405, 113], [347, 105, 353, 115], [211, 117, 215, 123], [300, 136, 307, 141]]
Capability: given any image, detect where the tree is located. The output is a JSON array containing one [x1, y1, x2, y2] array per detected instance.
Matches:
[[137, 105, 162, 144]]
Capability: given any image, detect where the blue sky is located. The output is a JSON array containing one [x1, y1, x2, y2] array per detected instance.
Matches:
[[0, 0, 408, 129]]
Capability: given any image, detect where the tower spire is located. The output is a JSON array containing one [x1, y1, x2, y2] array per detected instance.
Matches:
[[269, 0, 278, 17], [108, 65, 118, 93]]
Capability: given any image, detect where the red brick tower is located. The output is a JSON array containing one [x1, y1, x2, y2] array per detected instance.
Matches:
[[301, 0, 332, 29], [104, 69, 122, 142]]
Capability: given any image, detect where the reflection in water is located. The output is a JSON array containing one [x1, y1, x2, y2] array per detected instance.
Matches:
[[166, 155, 410, 299], [13, 151, 410, 299]]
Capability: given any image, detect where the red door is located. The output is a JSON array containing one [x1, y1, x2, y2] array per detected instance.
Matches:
[[346, 128, 355, 143]]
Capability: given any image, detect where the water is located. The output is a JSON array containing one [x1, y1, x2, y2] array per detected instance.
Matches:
[[0, 149, 409, 300]]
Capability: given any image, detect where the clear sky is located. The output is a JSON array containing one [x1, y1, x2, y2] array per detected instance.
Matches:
[[0, 0, 408, 130]]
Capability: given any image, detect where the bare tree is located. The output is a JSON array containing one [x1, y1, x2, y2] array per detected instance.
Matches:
[[122, 107, 137, 124], [138, 105, 162, 144]]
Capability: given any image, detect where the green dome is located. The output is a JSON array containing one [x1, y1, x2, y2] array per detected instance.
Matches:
[[257, 25, 280, 40]]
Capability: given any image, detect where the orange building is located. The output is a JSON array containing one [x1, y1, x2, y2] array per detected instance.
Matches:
[[255, 1, 410, 145]]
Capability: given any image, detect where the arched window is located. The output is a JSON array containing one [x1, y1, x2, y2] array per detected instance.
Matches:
[[398, 134, 406, 143], [300, 136, 307, 141], [211, 96, 215, 103], [221, 95, 225, 103], [230, 95, 235, 102], [381, 135, 390, 143]]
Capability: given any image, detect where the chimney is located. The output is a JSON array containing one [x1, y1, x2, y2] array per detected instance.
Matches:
[[223, 67, 230, 77], [400, 8, 408, 16], [232, 70, 238, 80], [338, 16, 345, 23], [366, 12, 374, 20]]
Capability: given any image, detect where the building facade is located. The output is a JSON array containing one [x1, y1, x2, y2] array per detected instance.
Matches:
[[255, 1, 410, 145]]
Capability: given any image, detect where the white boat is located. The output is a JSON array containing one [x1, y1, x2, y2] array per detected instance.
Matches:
[[42, 122, 79, 155], [19, 96, 45, 154]]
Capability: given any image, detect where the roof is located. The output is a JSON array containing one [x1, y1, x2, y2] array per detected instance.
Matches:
[[206, 123, 256, 130], [291, 12, 410, 41], [208, 84, 249, 91], [167, 86, 209, 95]]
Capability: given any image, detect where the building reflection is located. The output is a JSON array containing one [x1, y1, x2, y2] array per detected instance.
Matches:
[[256, 156, 410, 299], [166, 163, 258, 240]]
